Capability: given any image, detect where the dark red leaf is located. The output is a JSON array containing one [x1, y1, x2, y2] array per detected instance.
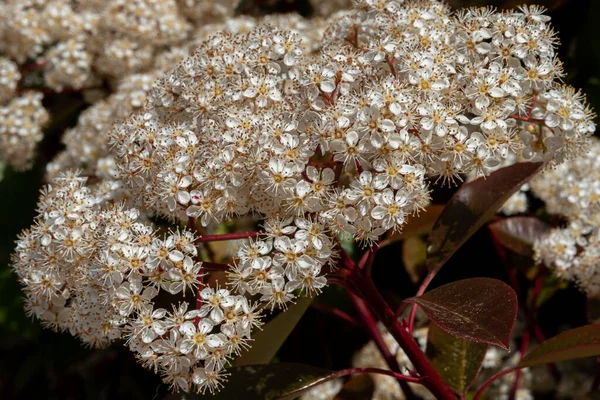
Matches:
[[163, 363, 333, 400], [519, 324, 600, 368], [406, 278, 518, 350], [426, 162, 543, 274], [489, 216, 551, 257]]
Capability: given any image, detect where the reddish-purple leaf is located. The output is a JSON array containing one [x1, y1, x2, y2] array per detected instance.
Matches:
[[163, 363, 333, 400], [519, 324, 600, 368], [426, 162, 543, 274], [489, 216, 551, 257], [406, 278, 518, 350]]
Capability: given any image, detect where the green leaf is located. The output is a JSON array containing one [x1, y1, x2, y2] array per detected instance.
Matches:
[[333, 374, 374, 400], [235, 297, 312, 366], [426, 162, 543, 274], [0, 160, 5, 183], [402, 236, 427, 284], [489, 216, 551, 257], [163, 363, 335, 400], [518, 324, 600, 368], [405, 278, 518, 350], [426, 323, 488, 394]]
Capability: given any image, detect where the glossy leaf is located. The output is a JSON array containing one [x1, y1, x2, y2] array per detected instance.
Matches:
[[406, 278, 518, 350], [426, 162, 543, 274], [163, 363, 333, 400], [519, 324, 600, 368], [489, 216, 551, 257], [235, 297, 312, 366], [426, 323, 488, 394]]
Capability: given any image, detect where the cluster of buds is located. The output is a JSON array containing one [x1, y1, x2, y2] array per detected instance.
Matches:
[[533, 138, 600, 296]]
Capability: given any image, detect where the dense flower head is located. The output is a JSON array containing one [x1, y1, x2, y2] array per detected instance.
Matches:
[[533, 139, 600, 296], [9, 0, 598, 396], [0, 0, 247, 171], [0, 91, 49, 170]]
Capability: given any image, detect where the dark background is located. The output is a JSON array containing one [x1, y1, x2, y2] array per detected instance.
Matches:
[[0, 0, 598, 399]]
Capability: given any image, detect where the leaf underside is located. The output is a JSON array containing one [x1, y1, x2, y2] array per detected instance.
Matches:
[[519, 324, 600, 368], [489, 216, 551, 257], [426, 323, 488, 394]]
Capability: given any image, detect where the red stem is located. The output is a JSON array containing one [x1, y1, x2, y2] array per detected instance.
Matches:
[[334, 367, 425, 383], [19, 59, 47, 73], [202, 262, 230, 271], [311, 302, 360, 328], [510, 330, 530, 400], [347, 269, 456, 400], [195, 231, 259, 242], [347, 289, 420, 400], [407, 272, 435, 333], [473, 367, 517, 400]]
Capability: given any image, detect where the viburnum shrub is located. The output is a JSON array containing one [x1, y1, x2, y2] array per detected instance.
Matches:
[[5, 0, 600, 399]]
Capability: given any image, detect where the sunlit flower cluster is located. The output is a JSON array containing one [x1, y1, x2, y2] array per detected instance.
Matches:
[[10, 0, 598, 395], [12, 171, 262, 393]]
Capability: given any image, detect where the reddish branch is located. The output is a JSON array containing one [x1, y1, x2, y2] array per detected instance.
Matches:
[[407, 272, 435, 333], [473, 367, 517, 400], [332, 250, 456, 400], [311, 302, 360, 328], [346, 289, 419, 400], [194, 231, 259, 242]]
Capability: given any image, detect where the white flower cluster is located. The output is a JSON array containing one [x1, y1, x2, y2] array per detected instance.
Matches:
[[0, 57, 20, 103], [46, 13, 325, 181], [46, 72, 162, 182], [0, 0, 252, 171], [0, 90, 49, 170], [229, 217, 333, 310], [0, 0, 191, 87], [533, 139, 600, 295], [0, 56, 49, 170], [12, 171, 261, 393]]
